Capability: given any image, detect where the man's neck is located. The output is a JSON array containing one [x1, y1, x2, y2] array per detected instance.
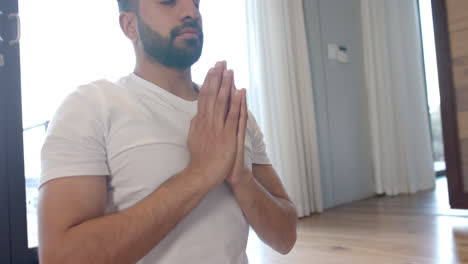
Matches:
[[133, 57, 198, 101]]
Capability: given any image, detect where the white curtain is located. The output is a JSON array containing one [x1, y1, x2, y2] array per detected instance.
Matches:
[[361, 0, 435, 195], [245, 0, 323, 216]]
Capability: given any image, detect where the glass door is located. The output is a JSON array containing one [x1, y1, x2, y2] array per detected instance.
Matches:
[[419, 0, 445, 177], [4, 0, 134, 262]]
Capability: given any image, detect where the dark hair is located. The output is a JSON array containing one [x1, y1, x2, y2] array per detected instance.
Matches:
[[117, 0, 138, 13]]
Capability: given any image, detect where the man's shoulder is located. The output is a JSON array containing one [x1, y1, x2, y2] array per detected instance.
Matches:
[[47, 77, 132, 134], [50, 77, 130, 120], [63, 77, 131, 107], [74, 78, 126, 98]]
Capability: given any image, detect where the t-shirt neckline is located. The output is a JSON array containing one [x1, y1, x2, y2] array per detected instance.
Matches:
[[128, 73, 198, 114]]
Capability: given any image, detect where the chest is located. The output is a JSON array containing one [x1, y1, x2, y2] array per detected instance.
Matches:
[[103, 106, 254, 210]]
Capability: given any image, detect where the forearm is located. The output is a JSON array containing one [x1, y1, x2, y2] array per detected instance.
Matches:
[[44, 166, 213, 264], [230, 173, 297, 254]]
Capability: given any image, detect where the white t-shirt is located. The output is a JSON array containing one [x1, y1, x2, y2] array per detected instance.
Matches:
[[40, 73, 271, 264]]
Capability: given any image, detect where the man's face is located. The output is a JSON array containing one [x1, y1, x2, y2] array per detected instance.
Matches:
[[136, 0, 203, 69]]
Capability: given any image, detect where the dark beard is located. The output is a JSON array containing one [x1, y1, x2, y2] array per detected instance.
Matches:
[[137, 17, 204, 69]]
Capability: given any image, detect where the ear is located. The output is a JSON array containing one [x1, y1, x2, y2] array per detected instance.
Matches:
[[119, 12, 139, 42]]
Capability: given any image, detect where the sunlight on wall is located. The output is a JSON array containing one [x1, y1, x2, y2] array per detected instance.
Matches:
[[192, 0, 250, 89], [20, 0, 134, 128]]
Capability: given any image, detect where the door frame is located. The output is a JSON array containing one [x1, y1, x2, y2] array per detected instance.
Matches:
[[4, 0, 38, 262], [432, 0, 468, 209], [0, 3, 12, 261]]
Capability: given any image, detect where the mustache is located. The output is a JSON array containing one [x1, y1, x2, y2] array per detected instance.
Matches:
[[170, 21, 203, 39]]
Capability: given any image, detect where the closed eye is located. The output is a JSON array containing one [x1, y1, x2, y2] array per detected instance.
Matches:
[[160, 0, 175, 6]]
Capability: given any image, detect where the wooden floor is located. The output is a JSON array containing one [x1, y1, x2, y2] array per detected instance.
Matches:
[[246, 177, 468, 263]]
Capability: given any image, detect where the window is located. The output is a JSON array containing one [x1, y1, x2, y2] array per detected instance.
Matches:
[[418, 0, 445, 175], [191, 1, 250, 89]]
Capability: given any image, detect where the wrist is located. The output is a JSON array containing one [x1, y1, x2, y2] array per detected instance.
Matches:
[[185, 161, 222, 191], [182, 163, 212, 192], [229, 170, 254, 194]]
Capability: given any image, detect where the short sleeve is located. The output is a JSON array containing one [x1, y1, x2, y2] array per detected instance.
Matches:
[[248, 111, 271, 165], [40, 86, 109, 188]]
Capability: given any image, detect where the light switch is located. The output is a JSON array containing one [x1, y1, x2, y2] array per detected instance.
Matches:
[[328, 44, 349, 63], [328, 44, 338, 60]]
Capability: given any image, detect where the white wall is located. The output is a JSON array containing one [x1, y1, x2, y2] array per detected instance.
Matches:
[[302, 0, 375, 208]]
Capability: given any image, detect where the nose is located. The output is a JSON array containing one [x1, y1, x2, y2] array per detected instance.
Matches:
[[178, 0, 201, 22]]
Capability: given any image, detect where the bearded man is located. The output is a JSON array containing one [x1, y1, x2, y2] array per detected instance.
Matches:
[[38, 1, 297, 263]]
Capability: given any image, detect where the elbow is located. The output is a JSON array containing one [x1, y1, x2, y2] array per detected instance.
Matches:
[[278, 229, 297, 255], [278, 210, 298, 255]]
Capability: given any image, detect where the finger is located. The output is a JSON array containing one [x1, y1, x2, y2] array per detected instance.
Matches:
[[214, 69, 233, 126], [238, 89, 248, 140], [237, 89, 248, 158], [226, 88, 242, 133], [206, 61, 227, 121], [226, 79, 237, 121], [197, 67, 215, 115]]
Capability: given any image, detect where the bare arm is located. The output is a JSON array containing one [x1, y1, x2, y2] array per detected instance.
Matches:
[[231, 164, 297, 255], [225, 89, 297, 254], [39, 166, 212, 264], [39, 61, 244, 264]]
